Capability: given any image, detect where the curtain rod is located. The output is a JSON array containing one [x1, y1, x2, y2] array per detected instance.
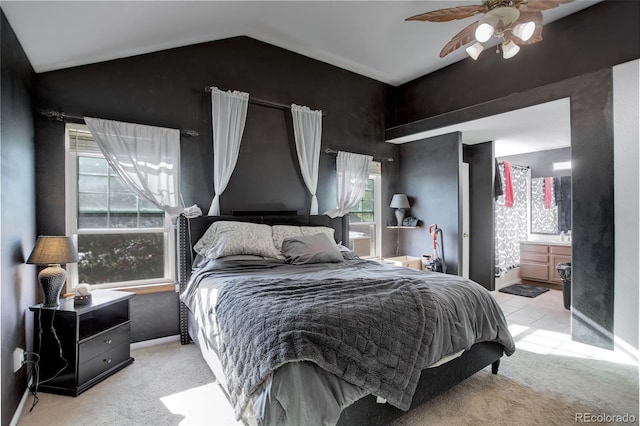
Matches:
[[40, 110, 199, 137], [498, 161, 530, 169], [324, 148, 393, 163], [204, 87, 326, 117]]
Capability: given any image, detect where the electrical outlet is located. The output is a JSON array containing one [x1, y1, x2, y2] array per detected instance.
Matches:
[[13, 348, 25, 373]]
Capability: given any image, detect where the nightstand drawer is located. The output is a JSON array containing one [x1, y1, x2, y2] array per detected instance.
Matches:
[[79, 322, 131, 364], [78, 343, 130, 385]]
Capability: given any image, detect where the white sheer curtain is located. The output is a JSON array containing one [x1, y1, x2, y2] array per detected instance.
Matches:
[[325, 151, 372, 218], [291, 104, 322, 214], [291, 104, 322, 215], [208, 87, 249, 216], [84, 117, 202, 221]]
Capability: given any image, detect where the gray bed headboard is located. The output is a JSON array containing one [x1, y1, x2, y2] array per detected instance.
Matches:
[[176, 214, 349, 344]]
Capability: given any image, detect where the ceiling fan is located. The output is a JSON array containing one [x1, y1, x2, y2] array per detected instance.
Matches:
[[406, 0, 575, 60]]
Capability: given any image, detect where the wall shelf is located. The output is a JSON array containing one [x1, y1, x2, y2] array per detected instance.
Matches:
[[386, 226, 419, 229]]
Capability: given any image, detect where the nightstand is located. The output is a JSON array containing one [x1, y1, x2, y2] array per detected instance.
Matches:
[[29, 289, 135, 396]]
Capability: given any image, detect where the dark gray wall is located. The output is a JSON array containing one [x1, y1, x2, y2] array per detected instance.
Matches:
[[389, 1, 639, 349], [499, 148, 571, 178], [1, 10, 36, 426], [390, 1, 639, 127], [399, 133, 462, 275], [464, 142, 495, 290], [34, 36, 397, 342]]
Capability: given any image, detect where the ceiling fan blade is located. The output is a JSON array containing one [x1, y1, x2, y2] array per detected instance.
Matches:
[[518, 0, 575, 12], [406, 5, 485, 22], [507, 11, 544, 44], [440, 21, 479, 58]]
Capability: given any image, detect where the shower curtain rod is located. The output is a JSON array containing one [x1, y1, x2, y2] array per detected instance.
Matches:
[[324, 148, 393, 163], [40, 110, 199, 137], [204, 87, 326, 117], [498, 161, 530, 169]]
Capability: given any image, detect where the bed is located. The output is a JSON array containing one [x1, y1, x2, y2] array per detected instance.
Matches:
[[176, 214, 515, 426]]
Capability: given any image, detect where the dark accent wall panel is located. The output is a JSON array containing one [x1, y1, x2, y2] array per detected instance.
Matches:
[[464, 142, 495, 290], [398, 133, 462, 275], [1, 10, 36, 425], [392, 1, 639, 127], [569, 70, 614, 349], [34, 36, 397, 341], [36, 36, 396, 219]]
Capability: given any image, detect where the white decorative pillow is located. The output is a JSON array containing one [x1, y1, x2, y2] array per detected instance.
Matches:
[[300, 226, 335, 243], [194, 221, 281, 259], [272, 225, 305, 251], [272, 225, 337, 251]]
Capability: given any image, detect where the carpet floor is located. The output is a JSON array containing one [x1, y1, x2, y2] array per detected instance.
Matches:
[[17, 340, 639, 426]]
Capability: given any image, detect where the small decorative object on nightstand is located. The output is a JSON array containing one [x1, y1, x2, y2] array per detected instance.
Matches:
[[390, 194, 410, 226], [29, 289, 135, 396]]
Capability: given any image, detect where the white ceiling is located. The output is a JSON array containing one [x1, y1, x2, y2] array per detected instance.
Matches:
[[2, 1, 590, 155], [2, 0, 601, 86]]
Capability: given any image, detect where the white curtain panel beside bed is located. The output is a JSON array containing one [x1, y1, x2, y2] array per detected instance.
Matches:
[[291, 104, 322, 215], [325, 151, 372, 218], [208, 87, 249, 216], [84, 117, 202, 221]]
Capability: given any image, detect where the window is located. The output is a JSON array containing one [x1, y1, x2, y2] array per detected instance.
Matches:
[[348, 161, 381, 258], [65, 124, 174, 290]]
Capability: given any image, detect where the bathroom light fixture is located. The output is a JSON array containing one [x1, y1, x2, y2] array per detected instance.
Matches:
[[553, 161, 572, 171]]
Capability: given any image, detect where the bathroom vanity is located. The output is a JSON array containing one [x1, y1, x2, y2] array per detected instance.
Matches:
[[520, 241, 571, 286]]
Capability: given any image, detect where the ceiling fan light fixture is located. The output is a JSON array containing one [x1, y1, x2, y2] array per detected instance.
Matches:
[[512, 21, 535, 42], [466, 42, 485, 60], [502, 39, 520, 59], [475, 22, 495, 43]]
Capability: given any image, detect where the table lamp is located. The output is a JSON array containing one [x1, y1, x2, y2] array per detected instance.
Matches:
[[27, 236, 79, 308], [390, 194, 410, 226]]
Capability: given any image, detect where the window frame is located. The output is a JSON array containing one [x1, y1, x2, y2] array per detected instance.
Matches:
[[65, 123, 175, 291], [348, 161, 382, 258]]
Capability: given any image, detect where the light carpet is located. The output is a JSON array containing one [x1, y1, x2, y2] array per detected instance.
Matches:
[[17, 340, 638, 426]]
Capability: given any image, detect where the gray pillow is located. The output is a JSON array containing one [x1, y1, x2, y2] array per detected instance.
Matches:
[[281, 233, 344, 264]]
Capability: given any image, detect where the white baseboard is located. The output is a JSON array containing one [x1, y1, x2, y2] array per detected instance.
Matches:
[[10, 385, 31, 426], [130, 334, 179, 350]]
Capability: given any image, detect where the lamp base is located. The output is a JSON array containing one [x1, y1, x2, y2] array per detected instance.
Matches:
[[38, 265, 66, 308], [395, 208, 406, 227]]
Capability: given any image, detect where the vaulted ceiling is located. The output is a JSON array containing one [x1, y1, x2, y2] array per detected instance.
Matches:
[[3, 1, 601, 155]]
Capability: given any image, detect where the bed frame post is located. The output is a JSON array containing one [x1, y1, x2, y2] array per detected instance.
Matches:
[[491, 359, 500, 374], [176, 214, 192, 345]]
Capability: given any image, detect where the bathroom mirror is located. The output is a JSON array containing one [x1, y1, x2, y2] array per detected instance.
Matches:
[[530, 176, 572, 234]]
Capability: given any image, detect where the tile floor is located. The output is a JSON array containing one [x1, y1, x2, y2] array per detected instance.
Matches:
[[491, 284, 637, 365]]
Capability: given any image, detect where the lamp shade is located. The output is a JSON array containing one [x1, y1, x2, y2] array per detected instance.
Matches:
[[27, 236, 78, 265], [390, 194, 410, 209]]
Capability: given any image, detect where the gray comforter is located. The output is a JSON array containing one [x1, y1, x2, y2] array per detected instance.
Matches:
[[181, 258, 516, 425]]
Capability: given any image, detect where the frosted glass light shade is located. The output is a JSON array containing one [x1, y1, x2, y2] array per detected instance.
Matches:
[[466, 42, 485, 60], [502, 40, 521, 59], [512, 21, 535, 42], [475, 23, 495, 43]]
